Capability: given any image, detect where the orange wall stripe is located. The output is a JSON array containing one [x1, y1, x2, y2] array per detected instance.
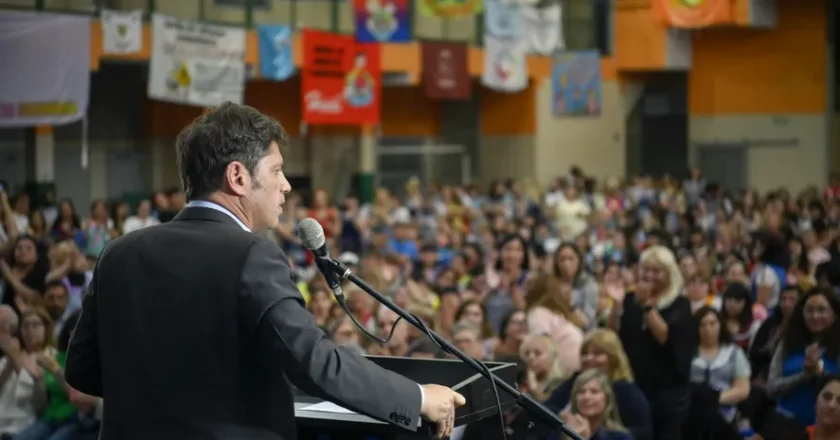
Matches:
[[480, 80, 536, 135], [614, 4, 669, 70], [688, 0, 827, 115]]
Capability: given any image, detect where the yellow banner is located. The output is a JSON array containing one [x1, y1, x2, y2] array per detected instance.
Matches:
[[419, 0, 483, 18]]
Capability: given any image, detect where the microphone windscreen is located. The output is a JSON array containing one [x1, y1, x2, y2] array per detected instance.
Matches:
[[298, 218, 326, 251]]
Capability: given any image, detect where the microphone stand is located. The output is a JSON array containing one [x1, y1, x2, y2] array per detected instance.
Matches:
[[317, 256, 585, 440]]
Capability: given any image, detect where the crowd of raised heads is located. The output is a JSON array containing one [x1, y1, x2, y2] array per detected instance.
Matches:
[[2, 168, 840, 440]]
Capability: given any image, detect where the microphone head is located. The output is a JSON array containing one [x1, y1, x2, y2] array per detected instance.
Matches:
[[298, 218, 326, 251]]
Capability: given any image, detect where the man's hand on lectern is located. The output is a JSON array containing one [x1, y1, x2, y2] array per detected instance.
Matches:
[[420, 384, 467, 438]]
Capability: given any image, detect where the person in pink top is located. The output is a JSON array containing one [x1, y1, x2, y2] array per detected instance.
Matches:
[[523, 273, 584, 376]]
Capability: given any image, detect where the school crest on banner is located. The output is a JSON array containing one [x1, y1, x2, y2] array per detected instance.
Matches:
[[521, 4, 563, 55], [258, 25, 295, 81], [419, 0, 483, 18], [101, 9, 142, 54], [484, 0, 521, 39], [653, 0, 733, 28], [302, 30, 381, 125], [552, 50, 601, 116], [422, 42, 471, 100], [148, 14, 246, 107], [482, 35, 527, 93], [353, 0, 411, 42]]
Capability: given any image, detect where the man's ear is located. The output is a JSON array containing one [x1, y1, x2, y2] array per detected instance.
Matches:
[[225, 161, 250, 196]]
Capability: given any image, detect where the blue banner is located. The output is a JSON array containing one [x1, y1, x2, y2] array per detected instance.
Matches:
[[258, 25, 295, 81], [552, 50, 601, 116], [353, 0, 411, 43], [484, 0, 521, 39]]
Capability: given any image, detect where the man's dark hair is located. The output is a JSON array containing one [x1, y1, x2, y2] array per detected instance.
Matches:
[[176, 102, 288, 201], [45, 280, 68, 294]]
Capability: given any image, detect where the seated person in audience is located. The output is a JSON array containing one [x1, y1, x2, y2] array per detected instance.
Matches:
[[808, 375, 840, 440], [555, 369, 634, 440], [687, 307, 751, 439], [493, 309, 527, 360], [766, 288, 839, 429], [406, 338, 444, 359], [524, 274, 583, 375], [1, 236, 48, 314], [0, 306, 39, 438], [11, 308, 85, 440], [720, 283, 762, 350], [451, 323, 487, 361], [326, 316, 365, 356], [545, 329, 652, 440], [40, 282, 69, 341], [520, 334, 566, 401]]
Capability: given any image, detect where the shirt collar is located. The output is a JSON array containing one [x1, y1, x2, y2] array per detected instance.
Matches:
[[185, 200, 251, 232]]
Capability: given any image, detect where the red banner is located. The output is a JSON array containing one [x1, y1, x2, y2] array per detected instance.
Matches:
[[302, 29, 381, 125]]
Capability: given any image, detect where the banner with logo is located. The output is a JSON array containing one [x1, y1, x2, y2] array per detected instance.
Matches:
[[302, 30, 381, 125], [552, 50, 601, 116], [101, 9, 143, 54], [0, 11, 90, 127], [422, 42, 471, 100], [353, 0, 411, 43], [148, 14, 246, 107], [419, 0, 483, 18], [652, 0, 732, 28], [521, 4, 563, 55], [258, 25, 295, 81], [485, 0, 521, 38], [482, 35, 527, 93]]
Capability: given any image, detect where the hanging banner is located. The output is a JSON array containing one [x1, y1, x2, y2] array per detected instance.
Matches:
[[0, 11, 90, 127], [652, 0, 733, 28], [419, 0, 483, 18], [148, 14, 246, 107], [422, 42, 471, 100], [484, 0, 522, 39], [101, 9, 143, 54], [521, 4, 564, 55], [258, 25, 295, 81], [302, 30, 381, 125], [481, 35, 528, 93], [353, 0, 411, 43], [552, 50, 601, 116]]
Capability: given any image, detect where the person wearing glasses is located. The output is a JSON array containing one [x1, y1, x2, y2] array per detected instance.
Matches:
[[765, 287, 840, 432]]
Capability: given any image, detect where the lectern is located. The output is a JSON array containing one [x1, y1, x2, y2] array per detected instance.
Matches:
[[295, 356, 519, 440]]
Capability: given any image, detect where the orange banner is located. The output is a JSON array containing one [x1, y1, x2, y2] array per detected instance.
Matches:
[[652, 0, 734, 28]]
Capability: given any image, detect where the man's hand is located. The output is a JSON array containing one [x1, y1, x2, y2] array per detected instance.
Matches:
[[420, 384, 466, 438]]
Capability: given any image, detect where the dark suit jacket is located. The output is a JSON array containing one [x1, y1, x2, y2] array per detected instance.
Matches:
[[65, 206, 422, 440]]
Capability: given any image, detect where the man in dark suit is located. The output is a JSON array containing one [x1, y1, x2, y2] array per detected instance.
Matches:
[[65, 102, 465, 440]]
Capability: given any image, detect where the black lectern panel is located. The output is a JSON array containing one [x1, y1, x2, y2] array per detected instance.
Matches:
[[295, 356, 519, 440]]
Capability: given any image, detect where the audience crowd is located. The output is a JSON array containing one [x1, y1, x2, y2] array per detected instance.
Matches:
[[1, 167, 840, 440]]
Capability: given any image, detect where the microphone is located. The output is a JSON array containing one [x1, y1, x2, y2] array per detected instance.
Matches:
[[297, 218, 349, 302]]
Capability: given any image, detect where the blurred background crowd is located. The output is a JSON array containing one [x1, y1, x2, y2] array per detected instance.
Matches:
[[2, 166, 840, 440]]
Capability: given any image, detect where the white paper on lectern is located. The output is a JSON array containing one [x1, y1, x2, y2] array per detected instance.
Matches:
[[301, 402, 357, 414]]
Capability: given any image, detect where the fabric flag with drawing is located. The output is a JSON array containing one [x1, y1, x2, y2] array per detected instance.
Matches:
[[521, 3, 564, 55], [484, 0, 521, 39], [353, 0, 411, 43], [148, 14, 246, 107], [481, 35, 527, 93], [418, 0, 483, 18], [0, 10, 90, 127], [552, 50, 601, 116], [101, 9, 142, 54], [258, 25, 295, 81]]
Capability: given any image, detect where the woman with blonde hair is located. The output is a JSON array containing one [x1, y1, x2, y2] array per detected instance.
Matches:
[[612, 245, 697, 440], [545, 329, 653, 440], [559, 368, 633, 440], [524, 273, 584, 375], [519, 334, 566, 401]]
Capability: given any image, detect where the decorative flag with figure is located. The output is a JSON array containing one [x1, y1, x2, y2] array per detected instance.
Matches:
[[101, 9, 142, 54], [521, 3, 564, 55], [301, 29, 381, 125], [258, 25, 295, 81], [353, 0, 411, 43], [419, 0, 483, 18], [484, 0, 521, 39], [552, 50, 601, 116], [148, 14, 246, 107], [481, 35, 527, 93]]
